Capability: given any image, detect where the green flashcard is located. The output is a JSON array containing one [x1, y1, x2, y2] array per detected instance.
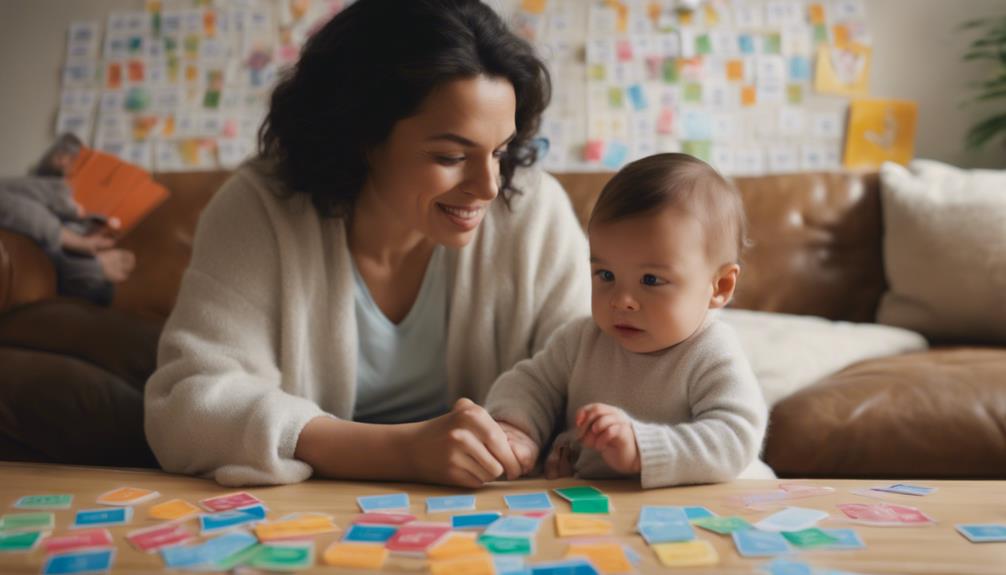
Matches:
[[571, 497, 610, 514], [695, 34, 712, 55], [14, 494, 73, 510], [478, 535, 533, 555], [589, 64, 607, 81], [682, 141, 712, 163], [216, 544, 263, 570], [684, 83, 702, 103], [203, 90, 221, 109], [782, 528, 840, 549], [814, 24, 829, 44], [0, 512, 54, 533], [554, 486, 605, 500], [764, 33, 782, 54], [662, 58, 679, 84], [787, 84, 804, 104], [607, 87, 624, 109], [691, 515, 753, 534], [0, 531, 43, 552], [250, 544, 313, 570]]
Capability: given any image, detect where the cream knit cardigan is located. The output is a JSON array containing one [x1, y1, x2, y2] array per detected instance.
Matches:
[[144, 163, 590, 486]]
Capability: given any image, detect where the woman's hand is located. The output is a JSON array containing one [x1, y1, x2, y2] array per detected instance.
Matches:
[[497, 420, 539, 477], [403, 398, 523, 488], [576, 403, 640, 474], [544, 430, 578, 479]]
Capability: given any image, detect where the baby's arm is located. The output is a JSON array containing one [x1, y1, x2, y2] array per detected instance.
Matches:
[[576, 403, 640, 474]]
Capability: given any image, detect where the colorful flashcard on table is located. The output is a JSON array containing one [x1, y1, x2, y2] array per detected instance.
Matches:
[[161, 531, 257, 569], [554, 513, 613, 537], [353, 512, 416, 526], [427, 495, 476, 514], [871, 483, 935, 497], [554, 486, 609, 513], [343, 524, 398, 543], [43, 529, 114, 555], [692, 515, 753, 534], [817, 528, 866, 550], [357, 493, 410, 513], [652, 540, 719, 567], [255, 515, 339, 541], [684, 506, 716, 520], [148, 498, 200, 520], [566, 542, 633, 575], [1, 511, 55, 532], [732, 529, 791, 557], [484, 515, 542, 538], [477, 534, 534, 556], [249, 542, 314, 571], [639, 520, 696, 544], [43, 548, 115, 575], [780, 527, 841, 549], [843, 99, 918, 168], [504, 492, 553, 511], [96, 486, 159, 506], [956, 523, 1006, 543], [0, 530, 46, 553], [386, 522, 453, 555], [199, 504, 266, 534], [73, 508, 131, 529], [429, 552, 496, 575], [754, 506, 829, 532], [199, 491, 263, 513], [837, 503, 935, 526], [762, 557, 817, 575], [126, 521, 196, 553], [451, 512, 501, 530], [519, 558, 598, 575], [638, 506, 688, 526], [426, 532, 483, 560], [322, 541, 389, 569], [13, 494, 73, 510]]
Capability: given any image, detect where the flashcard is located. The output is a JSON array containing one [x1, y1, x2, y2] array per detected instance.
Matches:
[[96, 487, 159, 506], [638, 506, 688, 526], [429, 552, 495, 575], [0, 530, 45, 553], [816, 528, 866, 550], [353, 512, 416, 526], [427, 495, 476, 514], [386, 523, 452, 555], [249, 542, 314, 571], [322, 541, 388, 569], [871, 483, 935, 497], [566, 542, 632, 575], [14, 494, 73, 510], [427, 532, 483, 560], [199, 504, 267, 534], [72, 508, 131, 529], [504, 492, 553, 511], [200, 491, 263, 513], [684, 506, 716, 520], [754, 507, 829, 532], [255, 515, 339, 541], [484, 516, 542, 538], [43, 548, 115, 575], [780, 527, 840, 549], [357, 493, 410, 513], [692, 515, 753, 534], [639, 520, 696, 544], [127, 521, 196, 553], [148, 499, 200, 520], [837, 503, 935, 526], [476, 534, 534, 556], [652, 540, 719, 567], [43, 529, 114, 555], [524, 558, 598, 575], [1, 512, 54, 532], [161, 531, 258, 569], [732, 529, 790, 557], [956, 524, 1006, 543], [555, 513, 613, 537], [343, 524, 397, 543], [452, 512, 502, 530]]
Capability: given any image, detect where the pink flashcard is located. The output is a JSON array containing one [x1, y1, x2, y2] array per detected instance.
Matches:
[[352, 512, 417, 526], [837, 503, 935, 526], [385, 523, 452, 555], [43, 529, 114, 554], [126, 522, 196, 553], [200, 491, 263, 513]]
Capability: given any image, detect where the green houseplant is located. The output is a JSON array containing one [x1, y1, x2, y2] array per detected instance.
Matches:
[[962, 15, 1006, 150]]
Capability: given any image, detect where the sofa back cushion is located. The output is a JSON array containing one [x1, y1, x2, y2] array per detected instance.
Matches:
[[113, 169, 885, 323]]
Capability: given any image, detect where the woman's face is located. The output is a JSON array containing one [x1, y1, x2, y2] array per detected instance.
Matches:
[[361, 75, 517, 248]]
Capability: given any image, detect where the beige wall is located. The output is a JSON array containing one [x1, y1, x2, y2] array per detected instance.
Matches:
[[0, 0, 1002, 177]]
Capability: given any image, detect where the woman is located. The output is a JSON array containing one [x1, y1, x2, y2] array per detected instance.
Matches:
[[144, 0, 589, 487]]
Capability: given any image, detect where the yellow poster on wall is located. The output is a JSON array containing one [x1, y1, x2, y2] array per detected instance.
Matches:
[[814, 43, 871, 97], [844, 99, 918, 168]]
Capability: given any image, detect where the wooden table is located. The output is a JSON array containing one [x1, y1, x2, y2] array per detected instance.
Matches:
[[0, 462, 1004, 574]]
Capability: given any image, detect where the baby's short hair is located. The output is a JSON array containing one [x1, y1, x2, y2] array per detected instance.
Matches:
[[588, 153, 748, 266]]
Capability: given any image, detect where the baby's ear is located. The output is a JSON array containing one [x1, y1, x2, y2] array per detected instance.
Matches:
[[709, 263, 740, 309]]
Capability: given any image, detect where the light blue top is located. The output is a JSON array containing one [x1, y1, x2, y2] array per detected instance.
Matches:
[[351, 247, 449, 424]]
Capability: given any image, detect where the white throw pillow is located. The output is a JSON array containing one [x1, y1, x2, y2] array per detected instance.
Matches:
[[878, 160, 1006, 343], [719, 309, 928, 407]]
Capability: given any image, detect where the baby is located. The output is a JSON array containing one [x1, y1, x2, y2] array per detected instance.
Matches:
[[485, 153, 771, 488]]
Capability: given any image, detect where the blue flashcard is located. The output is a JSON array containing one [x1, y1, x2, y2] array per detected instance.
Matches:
[[600, 142, 629, 171], [426, 495, 476, 514], [452, 511, 502, 530], [956, 523, 1006, 543], [732, 529, 791, 557], [819, 528, 866, 550], [493, 555, 526, 574], [762, 557, 815, 575], [638, 506, 688, 526], [873, 483, 936, 496], [484, 516, 541, 538], [684, 506, 716, 520], [788, 56, 811, 82], [682, 109, 714, 141], [161, 532, 257, 568], [529, 558, 600, 575], [343, 524, 397, 543], [43, 548, 115, 575], [639, 521, 696, 544], [627, 84, 648, 111], [738, 33, 755, 54], [505, 493, 553, 511], [755, 507, 828, 532], [72, 507, 131, 528], [357, 493, 409, 512], [200, 504, 267, 534]]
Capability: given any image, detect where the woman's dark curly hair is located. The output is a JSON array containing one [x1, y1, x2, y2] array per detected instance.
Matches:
[[258, 0, 551, 218]]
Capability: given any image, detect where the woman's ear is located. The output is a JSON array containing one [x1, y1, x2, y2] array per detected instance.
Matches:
[[709, 263, 740, 309]]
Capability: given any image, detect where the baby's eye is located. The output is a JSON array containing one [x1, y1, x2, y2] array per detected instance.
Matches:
[[435, 155, 464, 166], [641, 274, 667, 286], [593, 269, 615, 282]]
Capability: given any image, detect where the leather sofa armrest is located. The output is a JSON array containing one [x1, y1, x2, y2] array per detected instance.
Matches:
[[0, 229, 56, 313]]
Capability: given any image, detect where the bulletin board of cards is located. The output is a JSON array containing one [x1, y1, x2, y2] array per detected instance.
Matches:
[[56, 0, 872, 175]]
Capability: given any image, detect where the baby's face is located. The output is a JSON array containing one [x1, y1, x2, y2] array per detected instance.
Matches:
[[588, 206, 719, 354]]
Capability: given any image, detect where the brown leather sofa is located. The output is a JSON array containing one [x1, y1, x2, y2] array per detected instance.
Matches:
[[1, 169, 1004, 478]]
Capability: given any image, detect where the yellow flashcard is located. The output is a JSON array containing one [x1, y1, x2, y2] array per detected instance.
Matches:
[[97, 487, 158, 505], [843, 99, 918, 168], [567, 543, 633, 574], [255, 515, 339, 541], [652, 540, 719, 567], [429, 552, 495, 575], [808, 3, 825, 24], [322, 542, 388, 570], [148, 499, 199, 520], [555, 513, 613, 537], [427, 532, 483, 560], [814, 43, 871, 97], [520, 0, 547, 15]]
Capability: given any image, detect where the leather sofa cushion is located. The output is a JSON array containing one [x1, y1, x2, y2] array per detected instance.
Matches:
[[764, 347, 1006, 478]]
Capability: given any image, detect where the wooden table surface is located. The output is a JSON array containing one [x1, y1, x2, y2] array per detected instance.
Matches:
[[0, 462, 1004, 574]]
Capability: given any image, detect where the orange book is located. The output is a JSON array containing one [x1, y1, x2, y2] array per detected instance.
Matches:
[[68, 147, 170, 235]]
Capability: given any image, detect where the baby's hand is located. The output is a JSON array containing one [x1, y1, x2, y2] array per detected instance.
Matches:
[[497, 420, 539, 477], [576, 403, 640, 474]]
